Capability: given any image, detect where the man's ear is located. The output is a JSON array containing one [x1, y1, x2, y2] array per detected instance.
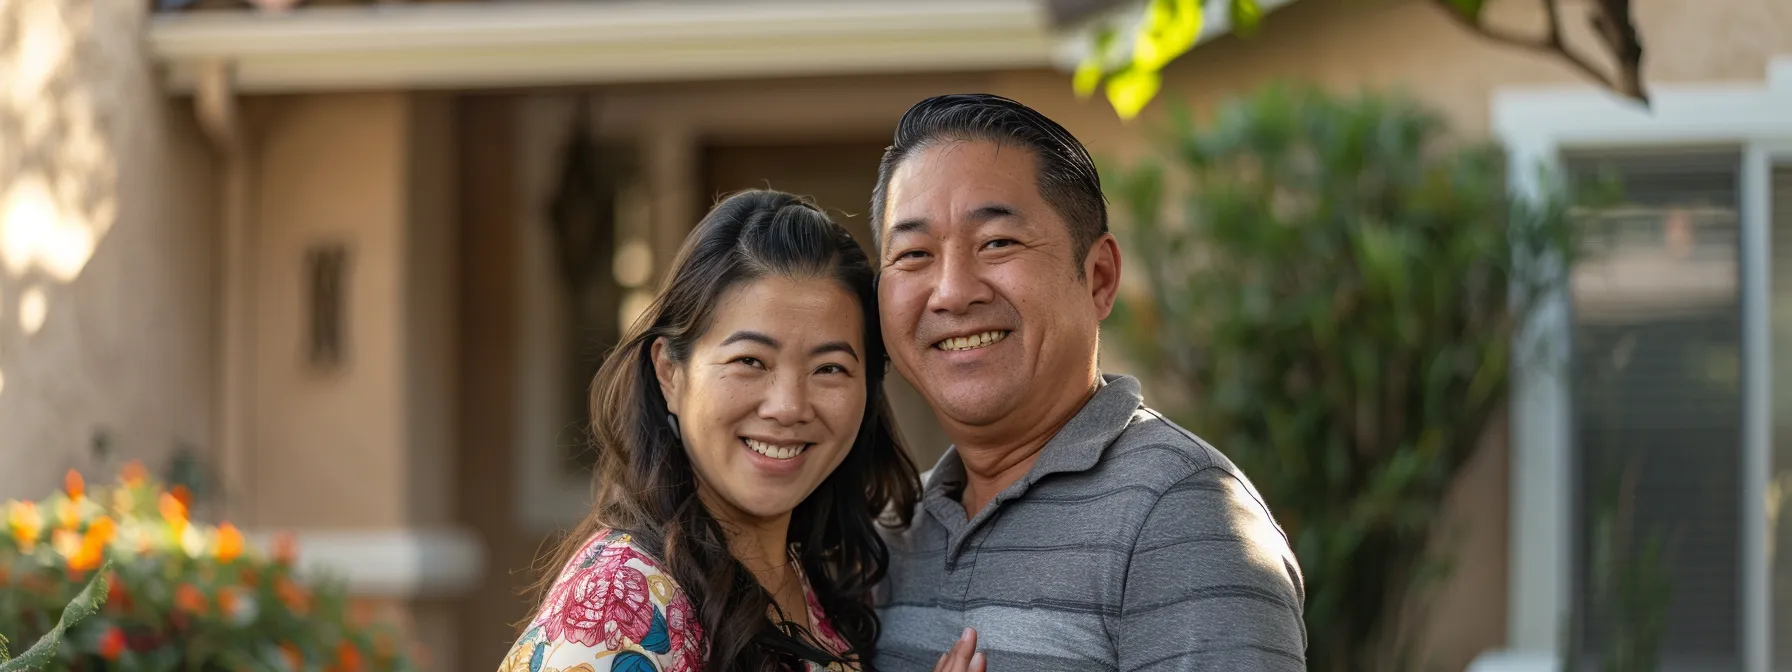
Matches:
[[650, 337, 683, 415], [1085, 233, 1123, 320]]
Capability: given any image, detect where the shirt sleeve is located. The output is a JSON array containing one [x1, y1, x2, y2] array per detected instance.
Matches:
[[499, 536, 705, 672], [1116, 467, 1308, 671]]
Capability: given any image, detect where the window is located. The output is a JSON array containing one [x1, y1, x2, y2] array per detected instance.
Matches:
[[1771, 160, 1792, 670], [1565, 150, 1744, 670]]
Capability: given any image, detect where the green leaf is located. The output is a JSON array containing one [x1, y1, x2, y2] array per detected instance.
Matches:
[[1074, 24, 1122, 99], [0, 560, 112, 672], [1229, 0, 1264, 36], [1443, 0, 1485, 19], [1105, 67, 1163, 120], [1074, 61, 1106, 100], [1131, 0, 1205, 71]]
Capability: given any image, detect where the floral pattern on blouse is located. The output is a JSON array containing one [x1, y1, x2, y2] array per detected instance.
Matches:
[[498, 530, 855, 672]]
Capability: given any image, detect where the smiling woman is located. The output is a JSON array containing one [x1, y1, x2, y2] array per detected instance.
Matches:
[[503, 190, 929, 672]]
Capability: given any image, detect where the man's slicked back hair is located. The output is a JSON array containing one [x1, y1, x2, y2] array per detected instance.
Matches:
[[870, 93, 1109, 274]]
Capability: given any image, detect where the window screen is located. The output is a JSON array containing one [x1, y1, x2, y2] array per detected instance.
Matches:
[[1566, 149, 1743, 671]]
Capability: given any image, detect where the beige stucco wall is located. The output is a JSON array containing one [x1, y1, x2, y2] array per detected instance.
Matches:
[[0, 0, 217, 501], [249, 92, 412, 529]]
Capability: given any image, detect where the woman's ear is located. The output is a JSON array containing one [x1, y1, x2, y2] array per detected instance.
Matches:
[[650, 337, 683, 415]]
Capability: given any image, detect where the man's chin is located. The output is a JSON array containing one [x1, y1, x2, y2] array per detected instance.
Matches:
[[928, 386, 1018, 430]]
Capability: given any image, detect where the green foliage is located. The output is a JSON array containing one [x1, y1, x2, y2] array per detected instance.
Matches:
[[0, 562, 111, 672], [1104, 84, 1580, 671], [1578, 468, 1673, 672]]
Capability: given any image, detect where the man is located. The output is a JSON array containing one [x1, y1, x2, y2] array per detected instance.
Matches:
[[870, 94, 1307, 671]]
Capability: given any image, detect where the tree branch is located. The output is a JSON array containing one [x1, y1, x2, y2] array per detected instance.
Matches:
[[1428, 0, 1649, 106]]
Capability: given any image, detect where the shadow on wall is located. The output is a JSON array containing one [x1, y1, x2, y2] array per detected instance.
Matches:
[[0, 0, 122, 398]]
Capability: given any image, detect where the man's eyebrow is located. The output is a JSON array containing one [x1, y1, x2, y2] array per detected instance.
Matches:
[[887, 217, 930, 240], [970, 204, 1017, 222]]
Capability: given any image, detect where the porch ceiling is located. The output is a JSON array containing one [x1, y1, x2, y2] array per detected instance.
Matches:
[[146, 0, 1070, 94]]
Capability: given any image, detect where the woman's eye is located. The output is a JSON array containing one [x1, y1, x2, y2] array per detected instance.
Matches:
[[816, 364, 848, 375], [732, 357, 766, 369]]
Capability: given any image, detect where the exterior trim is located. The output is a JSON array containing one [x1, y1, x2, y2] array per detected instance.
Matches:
[[248, 528, 486, 598], [1486, 54, 1792, 672], [147, 0, 1059, 94]]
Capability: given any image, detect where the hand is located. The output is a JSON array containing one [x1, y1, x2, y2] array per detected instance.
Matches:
[[931, 627, 987, 672]]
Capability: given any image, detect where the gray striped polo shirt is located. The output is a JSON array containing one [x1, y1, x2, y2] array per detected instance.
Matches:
[[873, 374, 1307, 671]]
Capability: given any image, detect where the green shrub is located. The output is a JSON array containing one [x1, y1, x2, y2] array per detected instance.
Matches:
[[1104, 83, 1579, 671]]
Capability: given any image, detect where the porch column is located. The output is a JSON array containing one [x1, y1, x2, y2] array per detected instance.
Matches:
[[644, 122, 698, 282], [245, 90, 483, 670]]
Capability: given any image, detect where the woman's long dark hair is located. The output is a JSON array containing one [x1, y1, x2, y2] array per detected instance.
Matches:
[[529, 190, 920, 671]]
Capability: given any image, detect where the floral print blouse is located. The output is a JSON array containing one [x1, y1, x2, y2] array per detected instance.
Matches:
[[498, 530, 856, 672]]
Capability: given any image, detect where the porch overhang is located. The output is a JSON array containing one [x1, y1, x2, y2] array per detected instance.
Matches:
[[146, 0, 1065, 94]]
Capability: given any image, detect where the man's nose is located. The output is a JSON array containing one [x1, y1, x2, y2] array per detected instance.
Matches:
[[926, 247, 994, 314]]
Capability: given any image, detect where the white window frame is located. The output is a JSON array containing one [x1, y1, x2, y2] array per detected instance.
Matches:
[[1480, 56, 1792, 672]]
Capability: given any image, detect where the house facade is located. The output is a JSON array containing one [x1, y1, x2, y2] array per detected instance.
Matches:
[[1, 0, 1788, 670]]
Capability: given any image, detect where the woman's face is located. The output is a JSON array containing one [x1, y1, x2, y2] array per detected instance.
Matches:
[[654, 276, 868, 528]]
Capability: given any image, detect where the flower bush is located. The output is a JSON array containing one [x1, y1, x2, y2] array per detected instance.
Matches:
[[0, 465, 419, 672]]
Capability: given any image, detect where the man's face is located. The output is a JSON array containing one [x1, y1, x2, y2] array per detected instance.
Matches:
[[876, 140, 1117, 434]]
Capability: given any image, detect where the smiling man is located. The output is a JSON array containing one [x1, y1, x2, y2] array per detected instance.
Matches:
[[869, 94, 1307, 671]]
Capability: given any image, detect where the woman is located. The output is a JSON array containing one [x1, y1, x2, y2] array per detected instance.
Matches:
[[499, 190, 982, 672]]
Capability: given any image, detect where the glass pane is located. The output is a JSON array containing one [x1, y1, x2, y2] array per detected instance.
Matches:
[[1771, 162, 1792, 671], [1567, 150, 1743, 671]]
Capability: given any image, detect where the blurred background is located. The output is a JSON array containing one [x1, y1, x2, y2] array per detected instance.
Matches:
[[0, 0, 1789, 671]]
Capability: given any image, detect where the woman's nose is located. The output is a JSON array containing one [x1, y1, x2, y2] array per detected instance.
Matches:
[[759, 372, 814, 425]]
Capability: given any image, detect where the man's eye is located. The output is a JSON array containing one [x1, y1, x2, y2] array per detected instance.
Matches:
[[816, 364, 848, 375], [984, 239, 1017, 250], [897, 249, 929, 260]]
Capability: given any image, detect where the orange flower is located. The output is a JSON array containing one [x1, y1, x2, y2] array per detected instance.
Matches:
[[120, 460, 147, 488], [65, 469, 85, 500], [331, 640, 363, 672], [239, 566, 261, 588], [280, 643, 305, 671], [68, 541, 104, 572], [175, 583, 208, 614], [88, 515, 117, 543], [7, 500, 42, 552], [158, 492, 188, 538], [214, 522, 245, 562], [66, 515, 117, 572], [170, 485, 193, 510], [275, 575, 311, 615], [272, 532, 298, 566], [98, 626, 127, 661]]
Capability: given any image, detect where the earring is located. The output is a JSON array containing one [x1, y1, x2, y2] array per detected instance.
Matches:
[[666, 413, 682, 442]]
